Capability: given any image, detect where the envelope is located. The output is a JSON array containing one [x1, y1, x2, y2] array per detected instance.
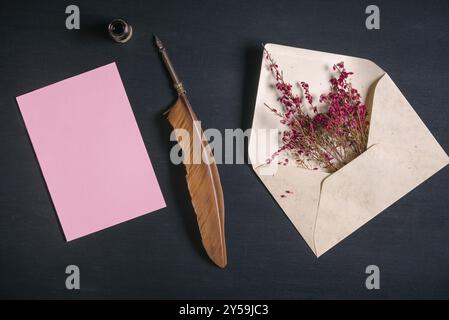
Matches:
[[248, 43, 449, 257]]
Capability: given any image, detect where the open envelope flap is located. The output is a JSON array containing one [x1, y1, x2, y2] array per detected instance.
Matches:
[[249, 43, 385, 168], [249, 44, 448, 257], [314, 74, 449, 256]]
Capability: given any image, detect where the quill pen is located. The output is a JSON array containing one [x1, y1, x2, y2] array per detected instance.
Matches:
[[154, 35, 227, 268]]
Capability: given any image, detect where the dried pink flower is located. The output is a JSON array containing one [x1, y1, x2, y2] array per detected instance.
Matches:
[[264, 49, 369, 172]]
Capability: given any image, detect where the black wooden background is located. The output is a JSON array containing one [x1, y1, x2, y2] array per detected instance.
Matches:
[[0, 0, 448, 299]]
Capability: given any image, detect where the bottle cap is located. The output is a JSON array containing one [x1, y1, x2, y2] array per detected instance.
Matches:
[[108, 18, 133, 43]]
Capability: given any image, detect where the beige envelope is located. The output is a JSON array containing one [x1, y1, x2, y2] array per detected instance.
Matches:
[[248, 43, 449, 257]]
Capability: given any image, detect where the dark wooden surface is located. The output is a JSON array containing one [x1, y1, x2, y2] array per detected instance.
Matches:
[[0, 0, 448, 299]]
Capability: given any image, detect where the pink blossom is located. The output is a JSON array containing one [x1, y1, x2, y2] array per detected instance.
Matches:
[[264, 49, 369, 172]]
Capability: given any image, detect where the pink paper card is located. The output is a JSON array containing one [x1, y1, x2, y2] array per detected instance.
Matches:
[[17, 62, 166, 240]]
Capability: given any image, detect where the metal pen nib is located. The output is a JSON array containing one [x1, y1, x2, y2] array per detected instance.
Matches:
[[154, 35, 164, 51]]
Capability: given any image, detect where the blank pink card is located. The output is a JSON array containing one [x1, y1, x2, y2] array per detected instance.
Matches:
[[17, 62, 166, 240]]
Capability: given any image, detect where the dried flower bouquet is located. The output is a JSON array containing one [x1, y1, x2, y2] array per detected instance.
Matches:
[[265, 49, 369, 172]]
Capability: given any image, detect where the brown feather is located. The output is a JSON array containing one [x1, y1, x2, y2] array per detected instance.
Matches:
[[166, 95, 227, 268]]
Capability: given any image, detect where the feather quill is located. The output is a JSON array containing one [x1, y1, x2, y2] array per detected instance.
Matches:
[[155, 36, 227, 268]]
